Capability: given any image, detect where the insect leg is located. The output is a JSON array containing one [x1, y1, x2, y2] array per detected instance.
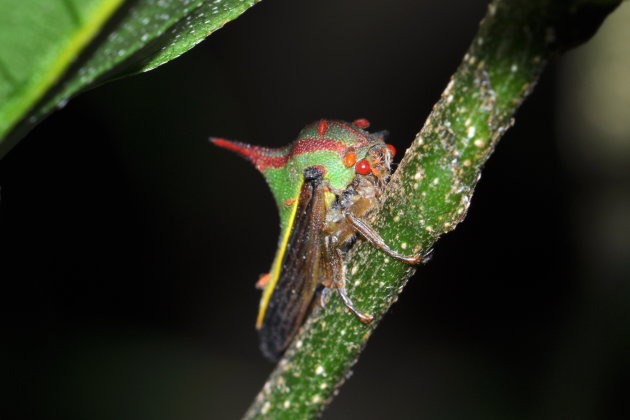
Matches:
[[318, 253, 333, 308], [345, 212, 421, 264], [328, 245, 373, 324]]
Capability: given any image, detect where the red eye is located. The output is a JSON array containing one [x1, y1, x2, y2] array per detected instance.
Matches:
[[344, 152, 357, 167], [386, 144, 396, 157], [355, 159, 371, 175], [318, 120, 328, 137]]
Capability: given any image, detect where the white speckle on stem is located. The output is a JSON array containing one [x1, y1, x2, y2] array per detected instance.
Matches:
[[466, 125, 476, 139], [444, 79, 455, 95]]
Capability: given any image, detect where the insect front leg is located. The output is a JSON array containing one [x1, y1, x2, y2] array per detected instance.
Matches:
[[323, 238, 373, 324], [345, 212, 422, 264]]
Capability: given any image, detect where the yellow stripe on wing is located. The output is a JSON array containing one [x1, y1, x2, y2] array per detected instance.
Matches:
[[256, 184, 302, 329]]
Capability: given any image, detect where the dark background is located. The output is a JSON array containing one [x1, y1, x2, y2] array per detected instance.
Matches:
[[2, 0, 629, 419]]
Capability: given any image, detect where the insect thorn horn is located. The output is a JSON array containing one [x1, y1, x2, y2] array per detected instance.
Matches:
[[210, 137, 288, 171]]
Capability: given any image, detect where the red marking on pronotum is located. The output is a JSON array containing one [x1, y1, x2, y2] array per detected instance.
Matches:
[[344, 152, 357, 167], [355, 159, 371, 175], [302, 120, 372, 147], [210, 138, 288, 171], [329, 121, 371, 145], [291, 138, 347, 156], [211, 137, 350, 171], [352, 118, 370, 129], [318, 120, 328, 137], [256, 273, 271, 290], [310, 164, 327, 176]]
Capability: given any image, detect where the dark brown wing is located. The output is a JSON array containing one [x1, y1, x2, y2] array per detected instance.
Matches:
[[259, 167, 326, 361]]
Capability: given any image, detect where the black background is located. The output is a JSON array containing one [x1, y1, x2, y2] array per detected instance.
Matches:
[[2, 0, 628, 419]]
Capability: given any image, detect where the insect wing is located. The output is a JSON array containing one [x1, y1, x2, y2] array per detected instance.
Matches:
[[258, 168, 326, 361]]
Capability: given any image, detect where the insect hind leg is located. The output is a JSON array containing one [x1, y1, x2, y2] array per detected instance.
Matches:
[[325, 243, 373, 324], [336, 286, 373, 324]]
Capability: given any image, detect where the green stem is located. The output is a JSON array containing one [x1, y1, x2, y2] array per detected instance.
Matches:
[[244, 1, 621, 418]]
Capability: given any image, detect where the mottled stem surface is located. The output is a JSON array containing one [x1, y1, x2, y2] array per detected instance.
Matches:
[[244, 0, 621, 418]]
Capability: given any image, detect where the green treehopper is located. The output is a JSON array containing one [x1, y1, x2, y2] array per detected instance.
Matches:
[[211, 119, 421, 361]]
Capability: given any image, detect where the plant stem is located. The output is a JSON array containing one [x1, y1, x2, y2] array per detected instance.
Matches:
[[244, 0, 621, 418]]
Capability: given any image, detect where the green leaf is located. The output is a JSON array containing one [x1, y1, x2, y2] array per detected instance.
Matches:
[[0, 0, 260, 158]]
